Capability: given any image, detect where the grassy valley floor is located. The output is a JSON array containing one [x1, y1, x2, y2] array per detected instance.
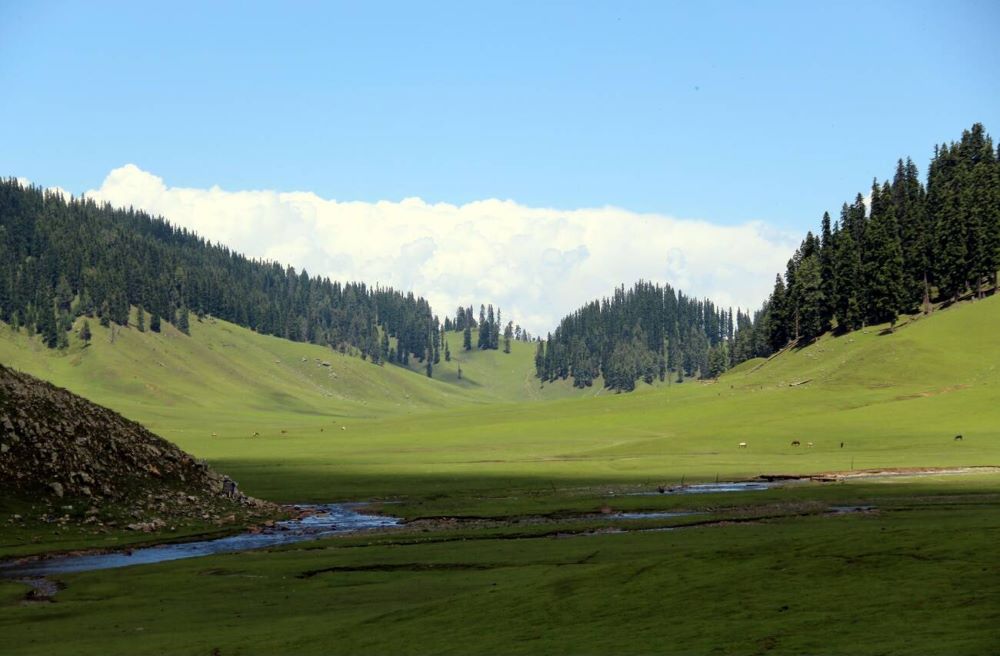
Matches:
[[2, 297, 1000, 653]]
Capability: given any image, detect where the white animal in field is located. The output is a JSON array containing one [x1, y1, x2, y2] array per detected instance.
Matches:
[[341, 426, 347, 431], [807, 441, 814, 447], [738, 441, 748, 448]]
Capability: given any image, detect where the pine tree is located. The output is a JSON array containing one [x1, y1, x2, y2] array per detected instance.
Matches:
[[819, 212, 836, 328], [795, 255, 825, 341], [39, 294, 59, 348], [503, 321, 513, 353], [79, 319, 92, 344], [534, 340, 545, 378], [463, 322, 472, 351], [425, 349, 433, 377], [177, 305, 190, 335], [444, 340, 451, 361], [927, 142, 965, 302], [137, 305, 146, 332], [892, 158, 929, 310], [832, 226, 862, 331], [766, 274, 788, 350], [150, 312, 161, 333], [477, 305, 487, 349], [863, 202, 906, 327]]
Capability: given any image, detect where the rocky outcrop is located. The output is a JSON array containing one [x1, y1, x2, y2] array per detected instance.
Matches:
[[0, 364, 266, 519]]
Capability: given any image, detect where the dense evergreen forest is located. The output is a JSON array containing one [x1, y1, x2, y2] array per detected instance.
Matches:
[[538, 123, 1000, 391], [760, 122, 999, 352], [534, 281, 759, 391], [0, 181, 441, 366]]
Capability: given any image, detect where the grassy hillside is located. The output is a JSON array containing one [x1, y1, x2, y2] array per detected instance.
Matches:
[[0, 315, 587, 421], [397, 330, 604, 401], [2, 295, 997, 506]]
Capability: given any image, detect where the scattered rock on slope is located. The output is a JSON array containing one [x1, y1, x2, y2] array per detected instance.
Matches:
[[0, 364, 271, 522]]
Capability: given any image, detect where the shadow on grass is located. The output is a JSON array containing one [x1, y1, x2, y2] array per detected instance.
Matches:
[[206, 460, 1000, 517]]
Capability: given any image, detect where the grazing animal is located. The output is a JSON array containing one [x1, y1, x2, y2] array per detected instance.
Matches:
[[738, 441, 748, 449], [954, 434, 963, 441], [341, 426, 347, 431], [252, 431, 260, 437], [657, 485, 666, 494], [211, 432, 218, 437], [791, 440, 801, 447], [280, 430, 287, 434], [840, 442, 844, 448], [807, 442, 814, 447]]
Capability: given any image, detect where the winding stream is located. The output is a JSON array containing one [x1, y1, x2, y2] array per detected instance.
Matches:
[[1, 503, 399, 579], [622, 481, 778, 495], [1, 482, 875, 586]]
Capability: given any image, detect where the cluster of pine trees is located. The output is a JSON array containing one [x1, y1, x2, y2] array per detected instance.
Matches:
[[0, 179, 439, 362], [534, 281, 754, 391], [445, 304, 530, 354], [761, 123, 1000, 351], [537, 123, 998, 392]]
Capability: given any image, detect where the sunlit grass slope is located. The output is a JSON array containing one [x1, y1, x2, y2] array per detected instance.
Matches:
[[396, 330, 602, 401], [195, 296, 1000, 502], [2, 296, 998, 504]]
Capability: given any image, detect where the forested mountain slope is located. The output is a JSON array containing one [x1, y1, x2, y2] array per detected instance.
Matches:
[[0, 179, 439, 362], [540, 123, 999, 392]]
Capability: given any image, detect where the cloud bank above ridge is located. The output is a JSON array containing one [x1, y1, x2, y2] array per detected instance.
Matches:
[[81, 164, 797, 334]]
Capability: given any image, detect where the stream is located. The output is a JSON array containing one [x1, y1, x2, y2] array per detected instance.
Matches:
[[1, 503, 399, 580], [1, 484, 874, 588]]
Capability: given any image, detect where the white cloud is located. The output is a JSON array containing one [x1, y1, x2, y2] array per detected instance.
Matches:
[[81, 164, 798, 334]]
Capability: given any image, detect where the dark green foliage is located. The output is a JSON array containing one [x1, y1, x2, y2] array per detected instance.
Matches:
[[706, 342, 729, 378], [819, 212, 836, 327], [177, 306, 190, 335], [832, 227, 863, 332], [0, 180, 437, 359], [538, 281, 763, 391], [763, 123, 999, 345], [137, 305, 146, 332], [766, 275, 788, 350], [79, 319, 91, 344], [794, 255, 826, 341], [863, 198, 905, 326], [534, 340, 545, 378]]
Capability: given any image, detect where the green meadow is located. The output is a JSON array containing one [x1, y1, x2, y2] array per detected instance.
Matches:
[[2, 296, 1000, 654]]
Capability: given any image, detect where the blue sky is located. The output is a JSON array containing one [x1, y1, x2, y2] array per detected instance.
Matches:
[[3, 1, 997, 229], [1, 2, 998, 330]]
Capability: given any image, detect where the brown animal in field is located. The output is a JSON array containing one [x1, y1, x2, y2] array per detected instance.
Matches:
[[954, 434, 963, 441], [791, 440, 800, 447], [252, 431, 260, 437], [281, 430, 287, 434]]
